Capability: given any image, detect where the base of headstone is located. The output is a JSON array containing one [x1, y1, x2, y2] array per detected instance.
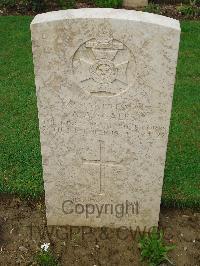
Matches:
[[123, 0, 148, 8]]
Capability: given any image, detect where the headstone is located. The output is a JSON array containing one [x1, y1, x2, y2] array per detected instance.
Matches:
[[31, 9, 180, 229], [123, 0, 148, 8]]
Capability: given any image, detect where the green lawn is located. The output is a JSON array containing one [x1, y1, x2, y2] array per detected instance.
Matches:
[[0, 17, 199, 207]]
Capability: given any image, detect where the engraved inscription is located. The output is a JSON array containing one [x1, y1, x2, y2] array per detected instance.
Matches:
[[72, 24, 136, 96], [82, 140, 122, 193]]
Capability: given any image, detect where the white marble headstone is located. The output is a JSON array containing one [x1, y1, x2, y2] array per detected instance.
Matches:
[[31, 9, 180, 229]]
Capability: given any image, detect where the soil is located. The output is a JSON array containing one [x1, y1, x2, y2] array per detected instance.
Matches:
[[0, 1, 200, 20], [0, 196, 199, 265]]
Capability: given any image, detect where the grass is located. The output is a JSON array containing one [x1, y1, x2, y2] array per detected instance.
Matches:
[[0, 17, 199, 207], [139, 227, 175, 266], [0, 17, 43, 198], [35, 249, 60, 266], [163, 21, 200, 208]]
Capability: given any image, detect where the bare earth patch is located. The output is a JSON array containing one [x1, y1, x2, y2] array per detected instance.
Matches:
[[0, 196, 199, 265]]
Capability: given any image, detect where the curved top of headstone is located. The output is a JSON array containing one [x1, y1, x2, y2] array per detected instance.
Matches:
[[31, 8, 180, 31]]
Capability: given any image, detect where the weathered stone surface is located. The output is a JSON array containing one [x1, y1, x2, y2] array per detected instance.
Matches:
[[31, 9, 180, 229], [123, 0, 148, 8]]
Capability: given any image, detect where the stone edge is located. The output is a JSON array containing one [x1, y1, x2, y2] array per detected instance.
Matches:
[[30, 8, 180, 31]]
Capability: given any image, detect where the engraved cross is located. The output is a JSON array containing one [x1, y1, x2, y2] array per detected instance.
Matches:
[[82, 140, 122, 193]]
